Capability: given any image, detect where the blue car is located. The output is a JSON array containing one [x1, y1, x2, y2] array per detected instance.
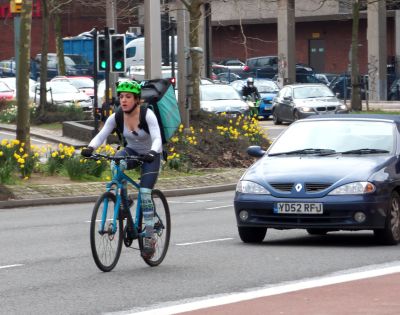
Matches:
[[234, 114, 400, 245], [231, 78, 280, 119]]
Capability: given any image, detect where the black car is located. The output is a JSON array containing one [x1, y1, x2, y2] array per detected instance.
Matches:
[[244, 55, 317, 82], [234, 114, 400, 245]]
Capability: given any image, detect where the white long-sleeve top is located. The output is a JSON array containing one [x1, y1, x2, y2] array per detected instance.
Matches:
[[88, 110, 163, 155]]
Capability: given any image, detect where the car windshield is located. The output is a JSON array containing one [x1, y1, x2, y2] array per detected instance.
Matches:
[[48, 83, 79, 94], [0, 82, 12, 92], [69, 78, 94, 88], [268, 120, 395, 155], [255, 81, 279, 93], [201, 85, 241, 101], [293, 86, 334, 99], [66, 55, 89, 65]]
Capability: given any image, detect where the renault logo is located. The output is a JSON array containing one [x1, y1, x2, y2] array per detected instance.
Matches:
[[295, 183, 303, 192]]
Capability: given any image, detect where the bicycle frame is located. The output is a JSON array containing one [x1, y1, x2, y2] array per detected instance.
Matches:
[[100, 161, 142, 234]]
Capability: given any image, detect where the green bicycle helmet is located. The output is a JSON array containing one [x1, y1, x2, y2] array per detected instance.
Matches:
[[117, 80, 141, 96]]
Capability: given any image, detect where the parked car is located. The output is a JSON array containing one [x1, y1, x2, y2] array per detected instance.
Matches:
[[244, 55, 316, 82], [328, 74, 367, 100], [315, 73, 338, 85], [271, 83, 348, 124], [200, 84, 249, 117], [231, 78, 280, 119], [217, 59, 246, 71], [34, 53, 93, 80], [0, 81, 14, 100], [32, 81, 93, 111], [234, 114, 400, 245], [216, 72, 242, 83], [0, 77, 36, 100], [388, 78, 400, 100], [50, 76, 94, 99]]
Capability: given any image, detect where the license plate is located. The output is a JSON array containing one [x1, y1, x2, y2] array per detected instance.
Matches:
[[226, 113, 237, 118], [274, 202, 323, 214]]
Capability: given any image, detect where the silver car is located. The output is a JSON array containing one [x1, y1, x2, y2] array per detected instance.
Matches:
[[200, 84, 249, 117], [32, 81, 93, 111], [271, 83, 348, 125]]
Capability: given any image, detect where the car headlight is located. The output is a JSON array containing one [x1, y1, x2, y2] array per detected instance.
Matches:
[[338, 104, 347, 110], [236, 180, 270, 194], [299, 106, 314, 112], [328, 182, 375, 195]]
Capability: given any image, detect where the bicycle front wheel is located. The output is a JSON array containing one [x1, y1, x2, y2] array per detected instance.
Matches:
[[139, 189, 171, 267], [90, 192, 123, 272]]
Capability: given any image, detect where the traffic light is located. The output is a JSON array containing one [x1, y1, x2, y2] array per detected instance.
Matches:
[[110, 34, 126, 73], [97, 35, 108, 72], [10, 0, 23, 13]]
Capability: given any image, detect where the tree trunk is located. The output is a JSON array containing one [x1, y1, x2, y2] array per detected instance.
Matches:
[[351, 0, 362, 111], [54, 13, 66, 75], [16, 0, 33, 153], [39, 0, 49, 117], [185, 0, 204, 119]]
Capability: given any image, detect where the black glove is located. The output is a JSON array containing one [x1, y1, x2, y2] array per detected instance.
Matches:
[[81, 146, 94, 157], [142, 150, 157, 163]]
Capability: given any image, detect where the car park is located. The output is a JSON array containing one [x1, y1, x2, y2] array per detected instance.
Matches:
[[231, 78, 280, 119], [50, 76, 94, 99], [200, 84, 249, 117], [271, 83, 348, 124], [0, 77, 36, 100], [34, 53, 92, 80], [0, 81, 14, 100], [32, 81, 93, 111], [234, 114, 400, 245]]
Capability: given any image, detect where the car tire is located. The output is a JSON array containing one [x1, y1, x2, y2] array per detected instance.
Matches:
[[374, 191, 400, 245], [272, 111, 282, 125], [306, 229, 328, 235], [238, 227, 267, 243], [293, 111, 300, 121]]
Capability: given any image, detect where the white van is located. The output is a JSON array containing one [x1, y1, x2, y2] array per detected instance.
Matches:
[[125, 36, 178, 69]]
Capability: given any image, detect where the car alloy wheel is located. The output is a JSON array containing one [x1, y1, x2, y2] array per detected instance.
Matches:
[[374, 191, 400, 245]]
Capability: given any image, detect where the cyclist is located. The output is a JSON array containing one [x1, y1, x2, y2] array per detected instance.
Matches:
[[81, 80, 162, 259]]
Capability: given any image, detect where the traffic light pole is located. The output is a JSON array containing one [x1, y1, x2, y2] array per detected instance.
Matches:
[[104, 27, 111, 111], [92, 28, 99, 135]]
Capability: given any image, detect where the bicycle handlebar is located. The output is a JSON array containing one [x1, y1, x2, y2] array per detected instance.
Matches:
[[87, 153, 144, 165]]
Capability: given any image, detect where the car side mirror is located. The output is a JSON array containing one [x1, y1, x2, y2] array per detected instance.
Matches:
[[247, 146, 265, 158], [283, 96, 292, 101]]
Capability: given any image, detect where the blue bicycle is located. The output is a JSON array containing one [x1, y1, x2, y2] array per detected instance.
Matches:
[[88, 153, 171, 271]]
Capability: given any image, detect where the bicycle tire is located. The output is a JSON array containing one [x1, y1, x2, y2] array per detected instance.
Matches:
[[90, 192, 123, 272], [139, 189, 171, 267]]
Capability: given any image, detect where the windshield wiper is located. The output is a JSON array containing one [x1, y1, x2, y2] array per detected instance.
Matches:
[[269, 148, 337, 156], [340, 148, 390, 155]]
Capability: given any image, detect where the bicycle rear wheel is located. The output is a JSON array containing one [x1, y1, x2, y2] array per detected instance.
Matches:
[[90, 192, 123, 272], [139, 189, 171, 267]]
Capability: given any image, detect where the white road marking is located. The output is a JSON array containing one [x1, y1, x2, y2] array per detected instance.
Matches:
[[169, 200, 214, 204], [176, 238, 234, 246], [112, 262, 400, 315], [206, 205, 232, 210], [0, 264, 24, 270]]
